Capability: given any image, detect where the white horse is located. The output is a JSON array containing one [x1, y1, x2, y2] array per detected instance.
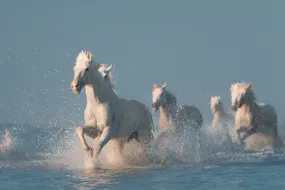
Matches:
[[209, 96, 235, 150], [152, 82, 203, 133], [209, 96, 234, 134], [230, 82, 283, 151], [71, 51, 154, 157]]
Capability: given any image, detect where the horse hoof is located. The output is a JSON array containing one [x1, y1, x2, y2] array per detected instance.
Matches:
[[82, 145, 89, 151]]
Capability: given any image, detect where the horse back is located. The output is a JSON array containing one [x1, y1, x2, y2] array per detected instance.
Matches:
[[116, 98, 153, 131], [176, 105, 203, 128], [257, 103, 277, 125]]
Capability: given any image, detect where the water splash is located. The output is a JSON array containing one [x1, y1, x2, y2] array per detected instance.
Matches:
[[0, 129, 14, 159], [0, 113, 285, 172]]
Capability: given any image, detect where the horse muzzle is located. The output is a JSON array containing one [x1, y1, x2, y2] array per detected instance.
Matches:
[[231, 104, 237, 111], [71, 82, 82, 94], [152, 104, 158, 111]]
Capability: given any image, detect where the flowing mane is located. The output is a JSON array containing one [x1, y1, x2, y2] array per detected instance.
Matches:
[[164, 90, 177, 108], [231, 82, 256, 104], [245, 86, 256, 102]]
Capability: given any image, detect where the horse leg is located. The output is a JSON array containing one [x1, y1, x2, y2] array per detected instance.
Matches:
[[76, 126, 100, 154], [94, 126, 112, 156], [236, 126, 246, 144], [236, 126, 252, 144]]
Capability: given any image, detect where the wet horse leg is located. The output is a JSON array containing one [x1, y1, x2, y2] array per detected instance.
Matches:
[[240, 126, 257, 143], [76, 126, 101, 154], [94, 126, 112, 156], [236, 125, 253, 144]]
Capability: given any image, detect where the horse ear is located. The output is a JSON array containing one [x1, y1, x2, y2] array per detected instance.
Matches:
[[86, 51, 93, 63], [152, 84, 157, 91], [230, 84, 234, 91], [161, 82, 167, 89], [247, 83, 252, 89], [106, 64, 112, 72], [230, 83, 238, 92]]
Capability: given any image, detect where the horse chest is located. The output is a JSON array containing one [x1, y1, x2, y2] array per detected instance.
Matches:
[[235, 107, 251, 128], [84, 103, 115, 130]]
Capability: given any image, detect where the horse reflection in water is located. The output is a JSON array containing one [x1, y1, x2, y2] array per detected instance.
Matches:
[[73, 168, 139, 190]]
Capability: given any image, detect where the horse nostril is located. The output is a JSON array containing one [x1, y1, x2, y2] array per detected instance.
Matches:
[[75, 83, 80, 88]]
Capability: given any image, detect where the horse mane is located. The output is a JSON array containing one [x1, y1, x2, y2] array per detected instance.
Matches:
[[75, 51, 110, 89], [164, 90, 177, 107], [97, 63, 117, 90], [245, 87, 256, 102], [231, 82, 257, 103], [76, 51, 91, 65]]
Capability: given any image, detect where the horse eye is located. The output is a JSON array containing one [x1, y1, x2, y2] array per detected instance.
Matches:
[[85, 68, 89, 72]]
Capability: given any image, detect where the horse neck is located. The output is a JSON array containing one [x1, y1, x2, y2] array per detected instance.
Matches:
[[85, 70, 118, 106], [213, 111, 222, 119], [159, 92, 178, 120], [214, 110, 232, 124], [214, 105, 228, 116], [242, 98, 259, 113]]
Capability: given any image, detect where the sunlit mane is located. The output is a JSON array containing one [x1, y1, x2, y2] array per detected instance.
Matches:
[[97, 63, 117, 89], [75, 51, 90, 65], [230, 82, 256, 104]]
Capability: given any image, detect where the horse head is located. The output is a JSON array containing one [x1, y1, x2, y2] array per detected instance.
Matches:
[[71, 51, 101, 94], [151, 82, 167, 111], [230, 82, 254, 111]]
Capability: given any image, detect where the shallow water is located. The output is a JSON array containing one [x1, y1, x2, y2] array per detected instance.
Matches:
[[1, 123, 285, 189], [1, 161, 285, 189]]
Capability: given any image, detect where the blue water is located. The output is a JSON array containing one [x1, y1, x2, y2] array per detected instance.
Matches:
[[1, 123, 285, 189], [1, 161, 285, 189]]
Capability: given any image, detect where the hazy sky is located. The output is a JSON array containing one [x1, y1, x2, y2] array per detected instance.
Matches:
[[0, 0, 285, 126]]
